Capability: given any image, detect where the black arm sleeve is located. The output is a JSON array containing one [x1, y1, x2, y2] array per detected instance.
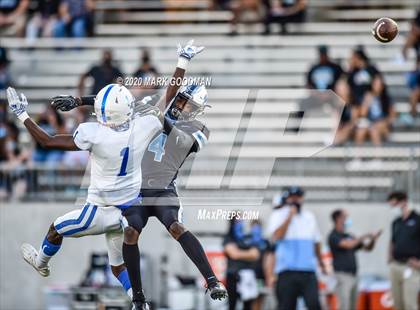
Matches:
[[80, 96, 95, 106]]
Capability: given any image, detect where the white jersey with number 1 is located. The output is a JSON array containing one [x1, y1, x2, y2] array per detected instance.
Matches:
[[73, 114, 162, 206]]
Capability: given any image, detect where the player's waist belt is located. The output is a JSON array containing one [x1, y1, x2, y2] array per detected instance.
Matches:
[[115, 194, 142, 210]]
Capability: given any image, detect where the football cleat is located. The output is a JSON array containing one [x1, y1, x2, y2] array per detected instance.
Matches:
[[21, 243, 50, 277], [206, 281, 228, 301]]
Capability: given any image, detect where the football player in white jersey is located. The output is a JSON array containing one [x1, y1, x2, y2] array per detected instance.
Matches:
[[7, 41, 204, 310]]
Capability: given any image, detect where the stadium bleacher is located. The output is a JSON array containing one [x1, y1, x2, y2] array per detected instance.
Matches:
[[0, 0, 419, 204]]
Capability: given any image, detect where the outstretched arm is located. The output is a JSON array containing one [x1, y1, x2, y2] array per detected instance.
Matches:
[[7, 87, 79, 151], [51, 40, 204, 114], [157, 39, 205, 113]]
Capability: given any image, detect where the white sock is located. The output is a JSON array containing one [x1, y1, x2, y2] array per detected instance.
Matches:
[[36, 247, 52, 268]]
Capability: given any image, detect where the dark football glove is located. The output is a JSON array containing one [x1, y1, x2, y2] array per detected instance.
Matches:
[[51, 95, 80, 112]]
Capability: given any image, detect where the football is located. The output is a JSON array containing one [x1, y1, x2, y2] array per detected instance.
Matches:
[[372, 17, 399, 43]]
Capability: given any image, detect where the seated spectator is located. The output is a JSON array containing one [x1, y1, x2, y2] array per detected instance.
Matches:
[[0, 103, 30, 200], [229, 0, 263, 35], [263, 0, 306, 35], [402, 11, 420, 124], [355, 75, 394, 145], [0, 0, 29, 37], [409, 61, 420, 121], [347, 46, 381, 117], [78, 49, 123, 96], [0, 47, 12, 90], [334, 79, 356, 145], [307, 45, 343, 91], [25, 0, 61, 43], [55, 0, 95, 38], [32, 106, 67, 164]]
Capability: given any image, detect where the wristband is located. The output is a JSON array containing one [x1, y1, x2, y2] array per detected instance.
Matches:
[[177, 57, 189, 70], [18, 111, 29, 122]]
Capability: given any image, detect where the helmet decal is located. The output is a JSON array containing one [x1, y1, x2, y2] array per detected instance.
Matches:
[[101, 84, 115, 123]]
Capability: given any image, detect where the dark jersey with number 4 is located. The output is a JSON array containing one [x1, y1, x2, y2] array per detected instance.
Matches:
[[136, 95, 210, 191]]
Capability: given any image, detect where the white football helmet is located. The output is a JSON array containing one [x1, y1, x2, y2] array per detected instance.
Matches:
[[94, 84, 135, 127], [168, 84, 210, 121]]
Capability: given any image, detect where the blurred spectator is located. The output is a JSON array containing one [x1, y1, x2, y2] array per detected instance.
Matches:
[[249, 219, 270, 310], [328, 209, 381, 310], [354, 75, 394, 145], [267, 186, 325, 310], [229, 0, 262, 35], [55, 0, 95, 38], [25, 0, 61, 42], [0, 102, 30, 200], [387, 191, 420, 310], [402, 10, 420, 63], [78, 49, 123, 96], [333, 79, 355, 145], [0, 47, 12, 90], [131, 49, 160, 98], [0, 0, 29, 37], [223, 217, 260, 310], [407, 60, 420, 123], [32, 106, 67, 164], [347, 46, 381, 116], [263, 0, 306, 35], [133, 49, 159, 81], [307, 46, 343, 91], [402, 11, 420, 123]]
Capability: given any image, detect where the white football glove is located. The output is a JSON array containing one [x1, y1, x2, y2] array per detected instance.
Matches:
[[177, 39, 205, 69], [7, 87, 29, 122]]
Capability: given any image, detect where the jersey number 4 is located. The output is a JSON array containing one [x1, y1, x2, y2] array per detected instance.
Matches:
[[148, 133, 168, 162]]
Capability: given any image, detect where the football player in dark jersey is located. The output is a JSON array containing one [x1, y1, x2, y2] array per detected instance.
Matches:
[[52, 76, 227, 308]]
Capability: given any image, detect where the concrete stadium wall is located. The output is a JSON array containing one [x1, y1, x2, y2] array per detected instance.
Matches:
[[0, 201, 399, 310]]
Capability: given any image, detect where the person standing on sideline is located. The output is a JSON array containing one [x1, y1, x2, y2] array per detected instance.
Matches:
[[328, 209, 381, 310], [267, 187, 326, 310], [387, 191, 420, 310]]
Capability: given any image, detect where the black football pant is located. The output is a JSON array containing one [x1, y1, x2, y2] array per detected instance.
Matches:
[[276, 271, 321, 310]]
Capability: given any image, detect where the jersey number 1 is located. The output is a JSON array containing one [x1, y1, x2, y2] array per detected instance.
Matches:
[[148, 133, 167, 162], [118, 147, 130, 176]]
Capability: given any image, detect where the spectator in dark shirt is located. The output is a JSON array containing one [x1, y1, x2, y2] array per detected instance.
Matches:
[[347, 47, 380, 113], [387, 191, 420, 310], [354, 74, 394, 145], [223, 217, 260, 310], [131, 49, 160, 98], [0, 47, 12, 90], [55, 0, 94, 38], [26, 0, 61, 42], [0, 0, 29, 37], [307, 45, 343, 91], [78, 49, 123, 96], [263, 0, 306, 35], [328, 209, 381, 310], [249, 219, 270, 310]]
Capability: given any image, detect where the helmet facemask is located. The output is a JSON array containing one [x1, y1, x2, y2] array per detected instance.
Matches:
[[168, 92, 207, 121]]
